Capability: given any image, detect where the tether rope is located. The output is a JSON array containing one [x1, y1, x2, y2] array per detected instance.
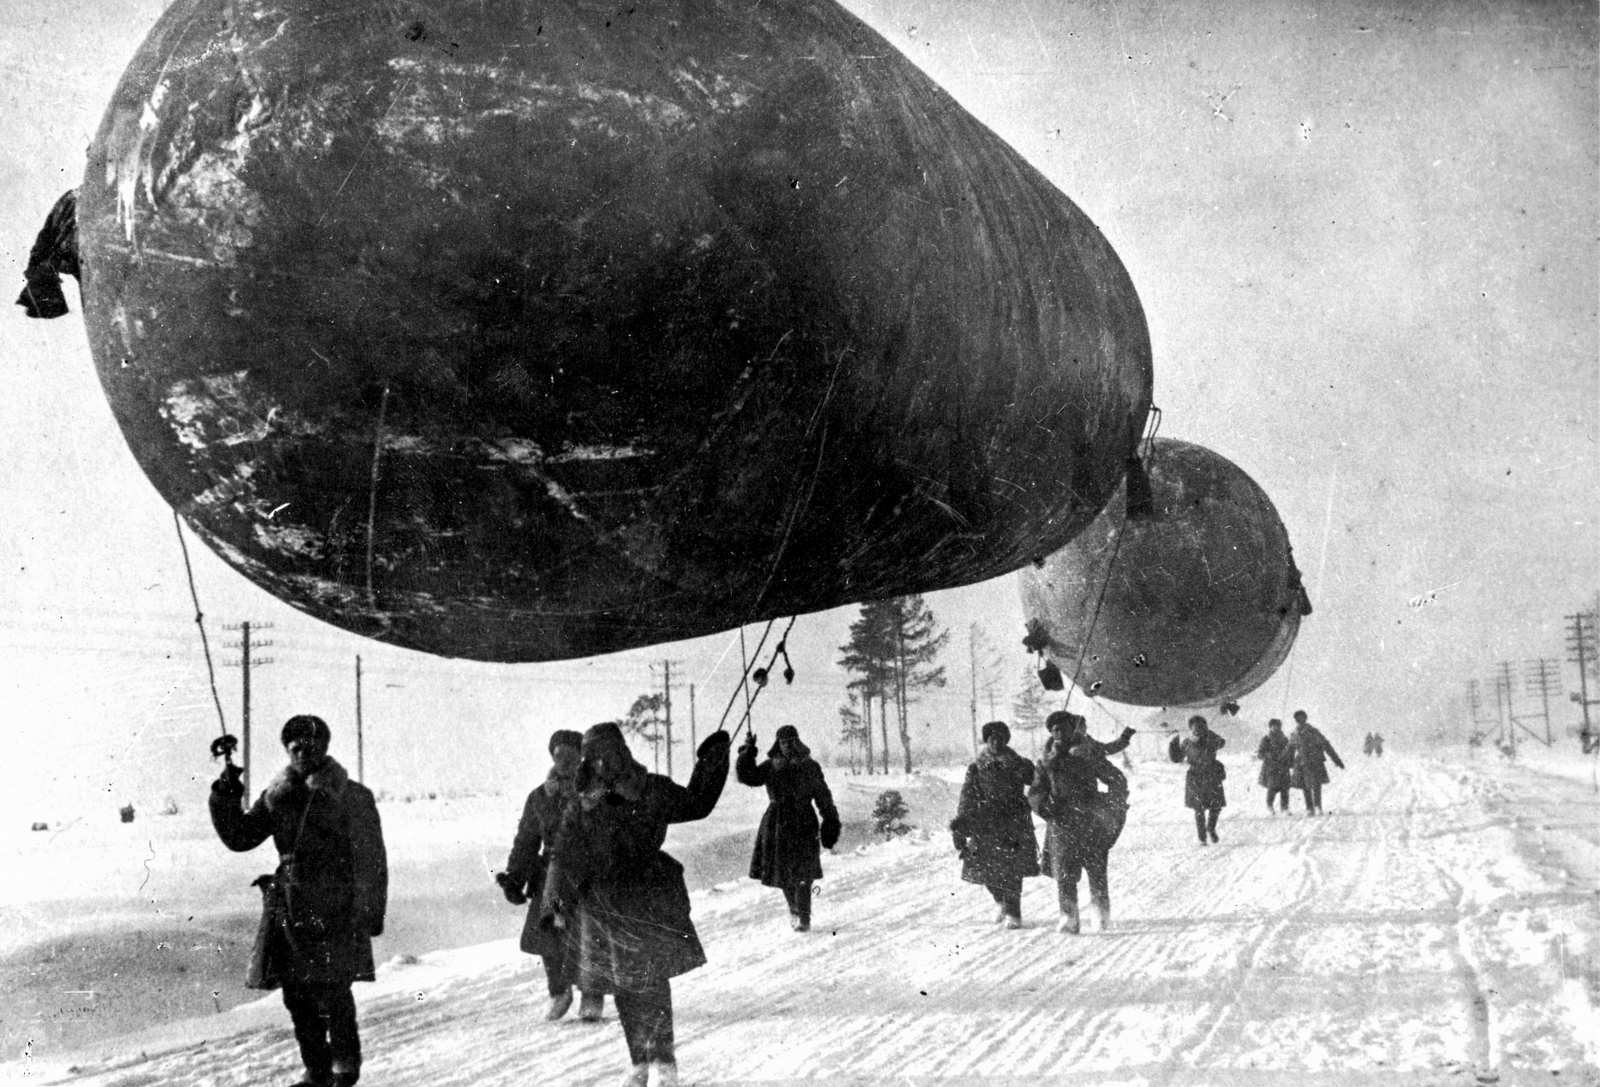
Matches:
[[173, 510, 229, 738], [713, 620, 774, 735]]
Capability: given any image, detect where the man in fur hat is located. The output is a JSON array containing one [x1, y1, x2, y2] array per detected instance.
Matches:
[[498, 728, 603, 1021], [539, 721, 731, 1087], [211, 715, 387, 1087], [1029, 711, 1129, 934], [950, 720, 1039, 928], [737, 724, 841, 932]]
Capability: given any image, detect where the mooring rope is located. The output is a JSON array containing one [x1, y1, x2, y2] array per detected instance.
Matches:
[[173, 510, 228, 737]]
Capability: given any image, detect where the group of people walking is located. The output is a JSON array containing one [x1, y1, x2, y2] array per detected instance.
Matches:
[[1256, 710, 1345, 815], [493, 720, 838, 1087], [209, 705, 1345, 1087]]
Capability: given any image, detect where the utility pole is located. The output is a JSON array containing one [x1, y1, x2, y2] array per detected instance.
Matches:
[[1524, 658, 1560, 747], [223, 621, 274, 797], [652, 659, 683, 779], [1467, 678, 1492, 753], [1494, 661, 1516, 755], [688, 683, 696, 757], [1566, 613, 1598, 752], [355, 655, 365, 783]]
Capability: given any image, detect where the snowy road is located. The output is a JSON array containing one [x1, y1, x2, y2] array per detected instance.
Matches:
[[17, 754, 1598, 1086]]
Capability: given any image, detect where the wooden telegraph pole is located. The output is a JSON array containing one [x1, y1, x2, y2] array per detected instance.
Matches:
[[223, 621, 274, 796]]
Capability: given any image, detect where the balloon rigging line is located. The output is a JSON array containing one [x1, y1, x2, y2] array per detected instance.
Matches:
[[1064, 521, 1128, 709], [1282, 456, 1340, 715], [730, 614, 800, 737], [1140, 405, 1163, 459], [713, 620, 775, 735], [364, 384, 391, 609], [172, 510, 229, 738], [738, 625, 755, 736]]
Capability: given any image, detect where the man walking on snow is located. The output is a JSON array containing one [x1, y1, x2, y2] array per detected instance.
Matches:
[[211, 715, 387, 1087], [1287, 709, 1344, 815]]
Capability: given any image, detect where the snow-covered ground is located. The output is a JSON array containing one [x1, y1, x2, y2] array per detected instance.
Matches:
[[5, 752, 1598, 1086]]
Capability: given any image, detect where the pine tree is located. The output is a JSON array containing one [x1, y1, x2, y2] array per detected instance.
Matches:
[[622, 692, 669, 774], [1012, 666, 1049, 757], [837, 693, 868, 774], [840, 596, 949, 774]]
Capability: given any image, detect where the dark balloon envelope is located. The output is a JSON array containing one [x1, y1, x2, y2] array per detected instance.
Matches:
[[1019, 438, 1310, 708], [78, 0, 1151, 661]]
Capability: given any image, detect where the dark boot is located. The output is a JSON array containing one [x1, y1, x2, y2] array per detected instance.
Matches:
[[1056, 899, 1080, 934]]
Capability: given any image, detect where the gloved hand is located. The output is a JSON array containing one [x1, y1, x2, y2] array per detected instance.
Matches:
[[738, 731, 757, 754], [1120, 726, 1138, 740], [698, 730, 733, 760], [820, 814, 841, 851], [212, 762, 245, 799], [494, 871, 528, 906]]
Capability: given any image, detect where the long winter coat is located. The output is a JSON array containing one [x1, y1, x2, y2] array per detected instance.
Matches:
[[1256, 731, 1293, 790], [541, 737, 729, 993], [210, 757, 387, 990], [1288, 723, 1344, 787], [737, 739, 841, 887], [504, 766, 578, 957], [950, 746, 1040, 886], [1027, 741, 1129, 872], [1169, 731, 1227, 810]]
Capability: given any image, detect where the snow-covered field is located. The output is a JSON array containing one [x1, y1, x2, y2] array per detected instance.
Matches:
[[5, 752, 1597, 1086]]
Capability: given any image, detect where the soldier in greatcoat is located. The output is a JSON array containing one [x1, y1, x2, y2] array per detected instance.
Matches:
[[1287, 709, 1344, 814], [539, 722, 730, 1087], [1028, 711, 1129, 934], [1256, 718, 1294, 814], [210, 715, 387, 1087], [737, 724, 841, 932], [950, 720, 1040, 928], [1169, 715, 1227, 844], [497, 728, 604, 1022]]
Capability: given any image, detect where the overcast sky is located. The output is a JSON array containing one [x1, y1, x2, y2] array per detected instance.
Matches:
[[1, 0, 1594, 821]]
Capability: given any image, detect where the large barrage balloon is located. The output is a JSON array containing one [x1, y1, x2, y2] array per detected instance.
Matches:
[[79, 0, 1151, 662], [1019, 438, 1310, 708]]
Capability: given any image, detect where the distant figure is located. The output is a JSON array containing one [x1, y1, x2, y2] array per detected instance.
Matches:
[[950, 720, 1040, 928], [1256, 718, 1294, 814], [210, 715, 387, 1087], [1170, 715, 1227, 844], [497, 729, 603, 1022], [1288, 710, 1345, 815], [1373, 733, 1385, 757], [1029, 711, 1129, 934], [737, 725, 841, 932], [1362, 732, 1376, 757], [540, 723, 730, 1087]]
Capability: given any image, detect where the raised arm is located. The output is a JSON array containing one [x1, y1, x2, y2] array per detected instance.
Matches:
[[671, 731, 732, 823], [1324, 734, 1345, 770], [1167, 734, 1186, 764], [209, 772, 274, 853], [1102, 726, 1137, 756], [735, 740, 771, 787]]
